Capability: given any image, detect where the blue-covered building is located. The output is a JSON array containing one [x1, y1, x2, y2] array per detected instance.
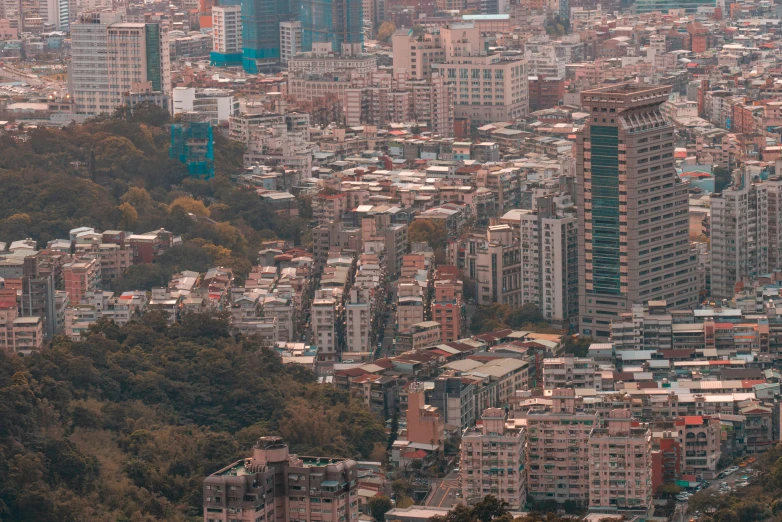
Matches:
[[170, 118, 215, 179]]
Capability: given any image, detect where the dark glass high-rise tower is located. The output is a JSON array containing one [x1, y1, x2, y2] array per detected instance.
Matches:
[[577, 84, 700, 340]]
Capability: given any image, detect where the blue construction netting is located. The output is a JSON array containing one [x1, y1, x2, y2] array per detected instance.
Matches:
[[241, 0, 291, 72], [170, 122, 215, 180], [300, 0, 362, 52]]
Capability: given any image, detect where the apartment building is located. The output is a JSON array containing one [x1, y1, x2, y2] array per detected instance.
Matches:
[[471, 225, 521, 307], [315, 193, 348, 225], [431, 24, 528, 125], [69, 10, 125, 116], [610, 301, 673, 351], [577, 84, 700, 340], [542, 356, 600, 390], [432, 278, 461, 343], [587, 409, 653, 517], [519, 202, 578, 326], [396, 321, 441, 353], [63, 258, 101, 308], [345, 287, 371, 357], [128, 229, 174, 264], [392, 29, 443, 81], [526, 388, 596, 505], [675, 415, 721, 479], [313, 297, 337, 366], [461, 408, 527, 509], [203, 437, 358, 522], [172, 87, 239, 125], [211, 5, 242, 66], [406, 383, 445, 448], [397, 294, 425, 335], [427, 375, 475, 431], [106, 23, 171, 111], [0, 298, 44, 353], [710, 169, 777, 298], [279, 20, 302, 66]]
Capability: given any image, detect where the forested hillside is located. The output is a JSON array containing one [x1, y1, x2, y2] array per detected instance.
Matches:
[[0, 312, 385, 521], [0, 105, 310, 284]]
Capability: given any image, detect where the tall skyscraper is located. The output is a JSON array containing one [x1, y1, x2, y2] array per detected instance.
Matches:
[[241, 0, 291, 72], [211, 5, 243, 66], [577, 84, 700, 339], [299, 0, 363, 54]]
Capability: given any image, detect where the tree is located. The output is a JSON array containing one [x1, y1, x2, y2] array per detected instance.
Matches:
[[714, 166, 732, 193], [656, 483, 682, 497], [408, 220, 447, 250], [377, 21, 397, 42], [564, 335, 592, 357], [472, 495, 509, 522], [712, 509, 739, 522], [169, 196, 210, 217], [387, 412, 399, 450], [368, 496, 392, 521], [117, 202, 138, 230]]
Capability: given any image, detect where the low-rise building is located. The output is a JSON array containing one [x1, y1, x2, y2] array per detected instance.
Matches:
[[203, 436, 358, 522]]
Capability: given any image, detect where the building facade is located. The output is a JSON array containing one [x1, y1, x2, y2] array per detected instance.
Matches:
[[577, 84, 700, 340], [461, 408, 527, 509], [211, 5, 242, 66], [106, 22, 172, 111], [203, 437, 359, 522]]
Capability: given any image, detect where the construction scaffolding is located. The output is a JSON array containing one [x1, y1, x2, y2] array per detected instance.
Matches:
[[241, 0, 291, 72], [300, 0, 362, 52], [170, 115, 215, 180]]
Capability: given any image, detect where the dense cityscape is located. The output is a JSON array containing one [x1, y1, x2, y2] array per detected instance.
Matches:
[[3, 0, 782, 520]]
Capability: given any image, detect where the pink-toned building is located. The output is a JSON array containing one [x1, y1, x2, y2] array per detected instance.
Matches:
[[674, 416, 722, 479], [0, 302, 17, 352], [0, 19, 18, 40], [525, 388, 596, 505], [10, 316, 43, 353], [314, 193, 348, 224], [461, 408, 527, 509], [587, 409, 653, 516], [203, 437, 358, 522], [406, 383, 444, 449], [1, 303, 44, 354], [432, 278, 461, 343], [63, 258, 101, 305]]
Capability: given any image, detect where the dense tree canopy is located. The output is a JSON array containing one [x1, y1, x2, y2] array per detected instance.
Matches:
[[0, 314, 385, 521], [0, 111, 312, 271], [469, 303, 554, 334]]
